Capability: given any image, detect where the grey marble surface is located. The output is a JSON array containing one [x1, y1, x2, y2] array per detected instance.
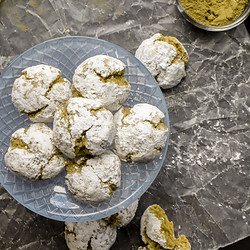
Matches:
[[0, 0, 249, 249]]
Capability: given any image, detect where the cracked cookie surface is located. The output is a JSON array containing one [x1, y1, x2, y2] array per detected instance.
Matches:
[[135, 33, 188, 89], [113, 103, 168, 162], [4, 123, 65, 181], [65, 219, 117, 250], [72, 55, 131, 111], [65, 150, 121, 202], [53, 97, 115, 158], [11, 64, 71, 123]]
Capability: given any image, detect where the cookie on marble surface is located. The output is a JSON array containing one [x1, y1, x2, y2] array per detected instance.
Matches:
[[135, 33, 188, 89], [65, 219, 117, 250], [11, 64, 71, 123], [4, 123, 65, 181], [72, 55, 131, 111], [105, 199, 139, 227], [53, 97, 115, 158], [140, 204, 191, 250], [113, 103, 168, 162], [65, 150, 121, 202]]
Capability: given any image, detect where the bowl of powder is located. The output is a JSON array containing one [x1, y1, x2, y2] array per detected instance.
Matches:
[[176, 0, 250, 31]]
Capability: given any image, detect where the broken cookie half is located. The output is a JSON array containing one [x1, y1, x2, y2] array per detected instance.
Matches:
[[140, 204, 191, 250]]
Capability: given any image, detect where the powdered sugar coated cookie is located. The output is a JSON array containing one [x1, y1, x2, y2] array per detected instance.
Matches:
[[4, 123, 65, 181], [72, 55, 131, 111], [11, 64, 71, 122], [53, 97, 115, 158], [114, 103, 168, 162], [105, 199, 139, 227], [135, 33, 188, 89], [65, 150, 121, 202], [65, 219, 117, 250]]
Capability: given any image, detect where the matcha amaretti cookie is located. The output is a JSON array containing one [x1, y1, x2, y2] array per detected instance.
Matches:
[[4, 123, 65, 181], [72, 55, 131, 111], [113, 103, 168, 162], [65, 219, 117, 250], [12, 64, 71, 122], [53, 97, 115, 158], [65, 150, 121, 202], [135, 33, 188, 89]]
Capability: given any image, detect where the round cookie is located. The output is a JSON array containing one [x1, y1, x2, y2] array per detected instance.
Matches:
[[105, 199, 139, 227], [65, 219, 117, 250], [12, 64, 71, 122], [140, 204, 191, 250], [53, 97, 115, 158], [65, 150, 121, 202], [4, 123, 65, 181], [113, 103, 168, 162], [135, 33, 189, 89], [72, 55, 131, 111]]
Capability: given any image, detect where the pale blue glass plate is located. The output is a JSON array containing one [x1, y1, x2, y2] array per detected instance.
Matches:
[[0, 36, 169, 222]]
